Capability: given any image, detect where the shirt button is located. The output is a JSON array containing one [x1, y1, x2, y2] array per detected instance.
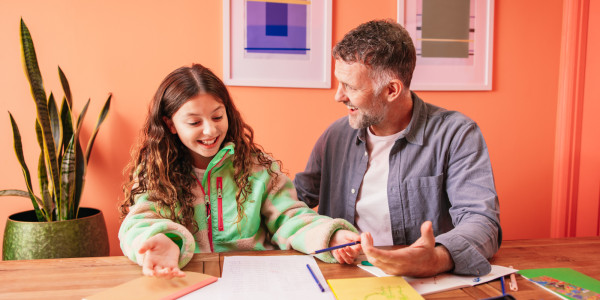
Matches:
[[364, 151, 367, 156], [351, 188, 356, 194]]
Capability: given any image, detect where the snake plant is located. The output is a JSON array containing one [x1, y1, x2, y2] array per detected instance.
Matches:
[[0, 19, 111, 222]]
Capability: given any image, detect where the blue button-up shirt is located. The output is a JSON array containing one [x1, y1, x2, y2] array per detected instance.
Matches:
[[294, 92, 501, 276]]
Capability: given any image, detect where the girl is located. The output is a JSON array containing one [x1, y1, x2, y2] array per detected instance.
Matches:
[[119, 64, 359, 278]]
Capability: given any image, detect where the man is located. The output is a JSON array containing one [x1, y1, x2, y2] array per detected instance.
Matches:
[[294, 19, 501, 277]]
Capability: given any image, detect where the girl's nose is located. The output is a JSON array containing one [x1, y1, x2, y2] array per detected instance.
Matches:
[[202, 122, 216, 136]]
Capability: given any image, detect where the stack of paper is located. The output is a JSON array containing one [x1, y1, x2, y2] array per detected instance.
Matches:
[[181, 256, 335, 300]]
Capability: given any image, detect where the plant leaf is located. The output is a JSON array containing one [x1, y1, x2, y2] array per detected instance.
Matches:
[[9, 112, 48, 221], [73, 138, 85, 219], [58, 66, 72, 108], [37, 147, 54, 220], [60, 96, 74, 157], [0, 189, 40, 200], [59, 135, 77, 221], [76, 98, 90, 131], [35, 120, 54, 219], [48, 92, 62, 155], [85, 94, 111, 162], [21, 18, 60, 204]]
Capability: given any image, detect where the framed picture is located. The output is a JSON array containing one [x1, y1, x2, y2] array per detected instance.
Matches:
[[398, 0, 494, 90], [223, 0, 332, 88]]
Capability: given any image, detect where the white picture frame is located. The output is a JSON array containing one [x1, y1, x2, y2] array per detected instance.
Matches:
[[398, 0, 494, 91], [223, 0, 332, 88]]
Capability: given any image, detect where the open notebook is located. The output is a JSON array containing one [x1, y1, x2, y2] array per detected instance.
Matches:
[[358, 263, 518, 295]]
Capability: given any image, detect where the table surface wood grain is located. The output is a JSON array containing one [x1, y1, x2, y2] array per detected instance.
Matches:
[[1, 236, 598, 299]]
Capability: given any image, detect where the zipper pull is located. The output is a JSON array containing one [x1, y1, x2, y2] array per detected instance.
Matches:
[[217, 177, 224, 231]]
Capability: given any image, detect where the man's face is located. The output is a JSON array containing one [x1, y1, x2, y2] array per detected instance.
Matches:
[[334, 59, 387, 130]]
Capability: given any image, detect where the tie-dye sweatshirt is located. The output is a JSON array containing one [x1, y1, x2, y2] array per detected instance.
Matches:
[[119, 143, 357, 268]]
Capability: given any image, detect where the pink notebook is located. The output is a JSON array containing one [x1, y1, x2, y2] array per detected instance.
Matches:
[[84, 271, 218, 300]]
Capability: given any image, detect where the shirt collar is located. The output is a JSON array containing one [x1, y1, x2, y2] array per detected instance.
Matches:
[[404, 92, 426, 146], [205, 142, 235, 170]]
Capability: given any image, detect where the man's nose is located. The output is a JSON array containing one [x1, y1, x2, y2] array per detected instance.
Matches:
[[334, 84, 347, 102]]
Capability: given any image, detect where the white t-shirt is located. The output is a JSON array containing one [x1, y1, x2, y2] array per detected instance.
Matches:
[[355, 128, 404, 246]]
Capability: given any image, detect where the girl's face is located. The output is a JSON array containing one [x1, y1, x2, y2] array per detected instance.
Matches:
[[164, 93, 229, 169]]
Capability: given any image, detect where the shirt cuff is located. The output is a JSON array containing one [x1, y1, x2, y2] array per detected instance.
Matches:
[[435, 233, 491, 276]]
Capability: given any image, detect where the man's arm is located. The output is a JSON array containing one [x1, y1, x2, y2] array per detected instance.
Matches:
[[293, 131, 326, 208], [435, 122, 501, 275]]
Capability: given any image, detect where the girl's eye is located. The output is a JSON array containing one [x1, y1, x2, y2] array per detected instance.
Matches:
[[188, 121, 200, 126], [213, 116, 223, 121]]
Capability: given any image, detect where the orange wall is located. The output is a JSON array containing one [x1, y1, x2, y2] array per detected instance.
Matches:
[[0, 0, 564, 256], [577, 0, 600, 236]]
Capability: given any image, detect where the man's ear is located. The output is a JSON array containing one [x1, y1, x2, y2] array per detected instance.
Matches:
[[385, 79, 404, 103], [162, 116, 177, 134]]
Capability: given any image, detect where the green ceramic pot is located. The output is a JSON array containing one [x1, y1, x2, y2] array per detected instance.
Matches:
[[2, 207, 109, 260]]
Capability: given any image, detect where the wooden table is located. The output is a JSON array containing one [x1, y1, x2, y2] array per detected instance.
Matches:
[[1, 237, 598, 299]]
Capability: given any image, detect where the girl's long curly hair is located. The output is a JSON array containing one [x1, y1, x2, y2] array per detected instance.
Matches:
[[119, 64, 279, 232]]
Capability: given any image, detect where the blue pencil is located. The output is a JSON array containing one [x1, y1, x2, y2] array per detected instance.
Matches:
[[306, 264, 325, 292], [500, 276, 506, 295], [311, 241, 361, 254]]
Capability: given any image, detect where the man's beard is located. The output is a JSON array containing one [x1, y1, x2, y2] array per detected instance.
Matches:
[[347, 96, 386, 129]]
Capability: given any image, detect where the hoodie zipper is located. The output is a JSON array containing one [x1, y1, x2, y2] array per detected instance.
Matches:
[[192, 149, 230, 253]]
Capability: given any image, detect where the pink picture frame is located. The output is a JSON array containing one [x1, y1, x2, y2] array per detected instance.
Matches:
[[398, 0, 494, 91]]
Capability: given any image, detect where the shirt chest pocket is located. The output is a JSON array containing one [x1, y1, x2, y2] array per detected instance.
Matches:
[[405, 174, 445, 226]]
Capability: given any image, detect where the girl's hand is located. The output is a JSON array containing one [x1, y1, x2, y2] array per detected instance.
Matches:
[[329, 230, 361, 264], [138, 233, 186, 278]]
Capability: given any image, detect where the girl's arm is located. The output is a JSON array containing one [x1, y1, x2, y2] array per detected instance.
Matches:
[[260, 165, 359, 263], [118, 193, 196, 270]]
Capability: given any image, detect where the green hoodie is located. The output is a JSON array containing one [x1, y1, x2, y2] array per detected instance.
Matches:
[[119, 143, 357, 268]]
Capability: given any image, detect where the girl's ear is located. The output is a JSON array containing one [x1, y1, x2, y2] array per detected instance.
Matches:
[[162, 116, 177, 134]]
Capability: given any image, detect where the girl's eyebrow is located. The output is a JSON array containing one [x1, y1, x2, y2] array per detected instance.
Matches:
[[182, 105, 225, 117], [212, 105, 225, 113]]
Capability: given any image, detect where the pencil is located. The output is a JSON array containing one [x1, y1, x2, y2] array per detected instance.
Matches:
[[509, 266, 518, 291], [306, 264, 325, 292], [500, 276, 506, 295], [311, 241, 361, 254]]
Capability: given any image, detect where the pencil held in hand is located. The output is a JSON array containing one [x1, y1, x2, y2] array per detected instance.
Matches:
[[311, 241, 361, 254]]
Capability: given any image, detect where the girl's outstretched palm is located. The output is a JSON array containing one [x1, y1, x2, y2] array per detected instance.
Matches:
[[139, 233, 185, 278]]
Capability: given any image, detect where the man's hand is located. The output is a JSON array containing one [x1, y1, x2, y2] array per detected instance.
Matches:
[[329, 230, 361, 264], [361, 221, 454, 277], [139, 233, 186, 278]]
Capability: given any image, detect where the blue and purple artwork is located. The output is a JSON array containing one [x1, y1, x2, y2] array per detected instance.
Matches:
[[246, 0, 309, 54]]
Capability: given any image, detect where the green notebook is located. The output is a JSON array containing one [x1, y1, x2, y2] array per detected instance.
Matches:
[[518, 268, 600, 300]]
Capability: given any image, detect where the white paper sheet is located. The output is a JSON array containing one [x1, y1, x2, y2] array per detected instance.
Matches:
[[357, 263, 518, 295], [181, 255, 335, 300]]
